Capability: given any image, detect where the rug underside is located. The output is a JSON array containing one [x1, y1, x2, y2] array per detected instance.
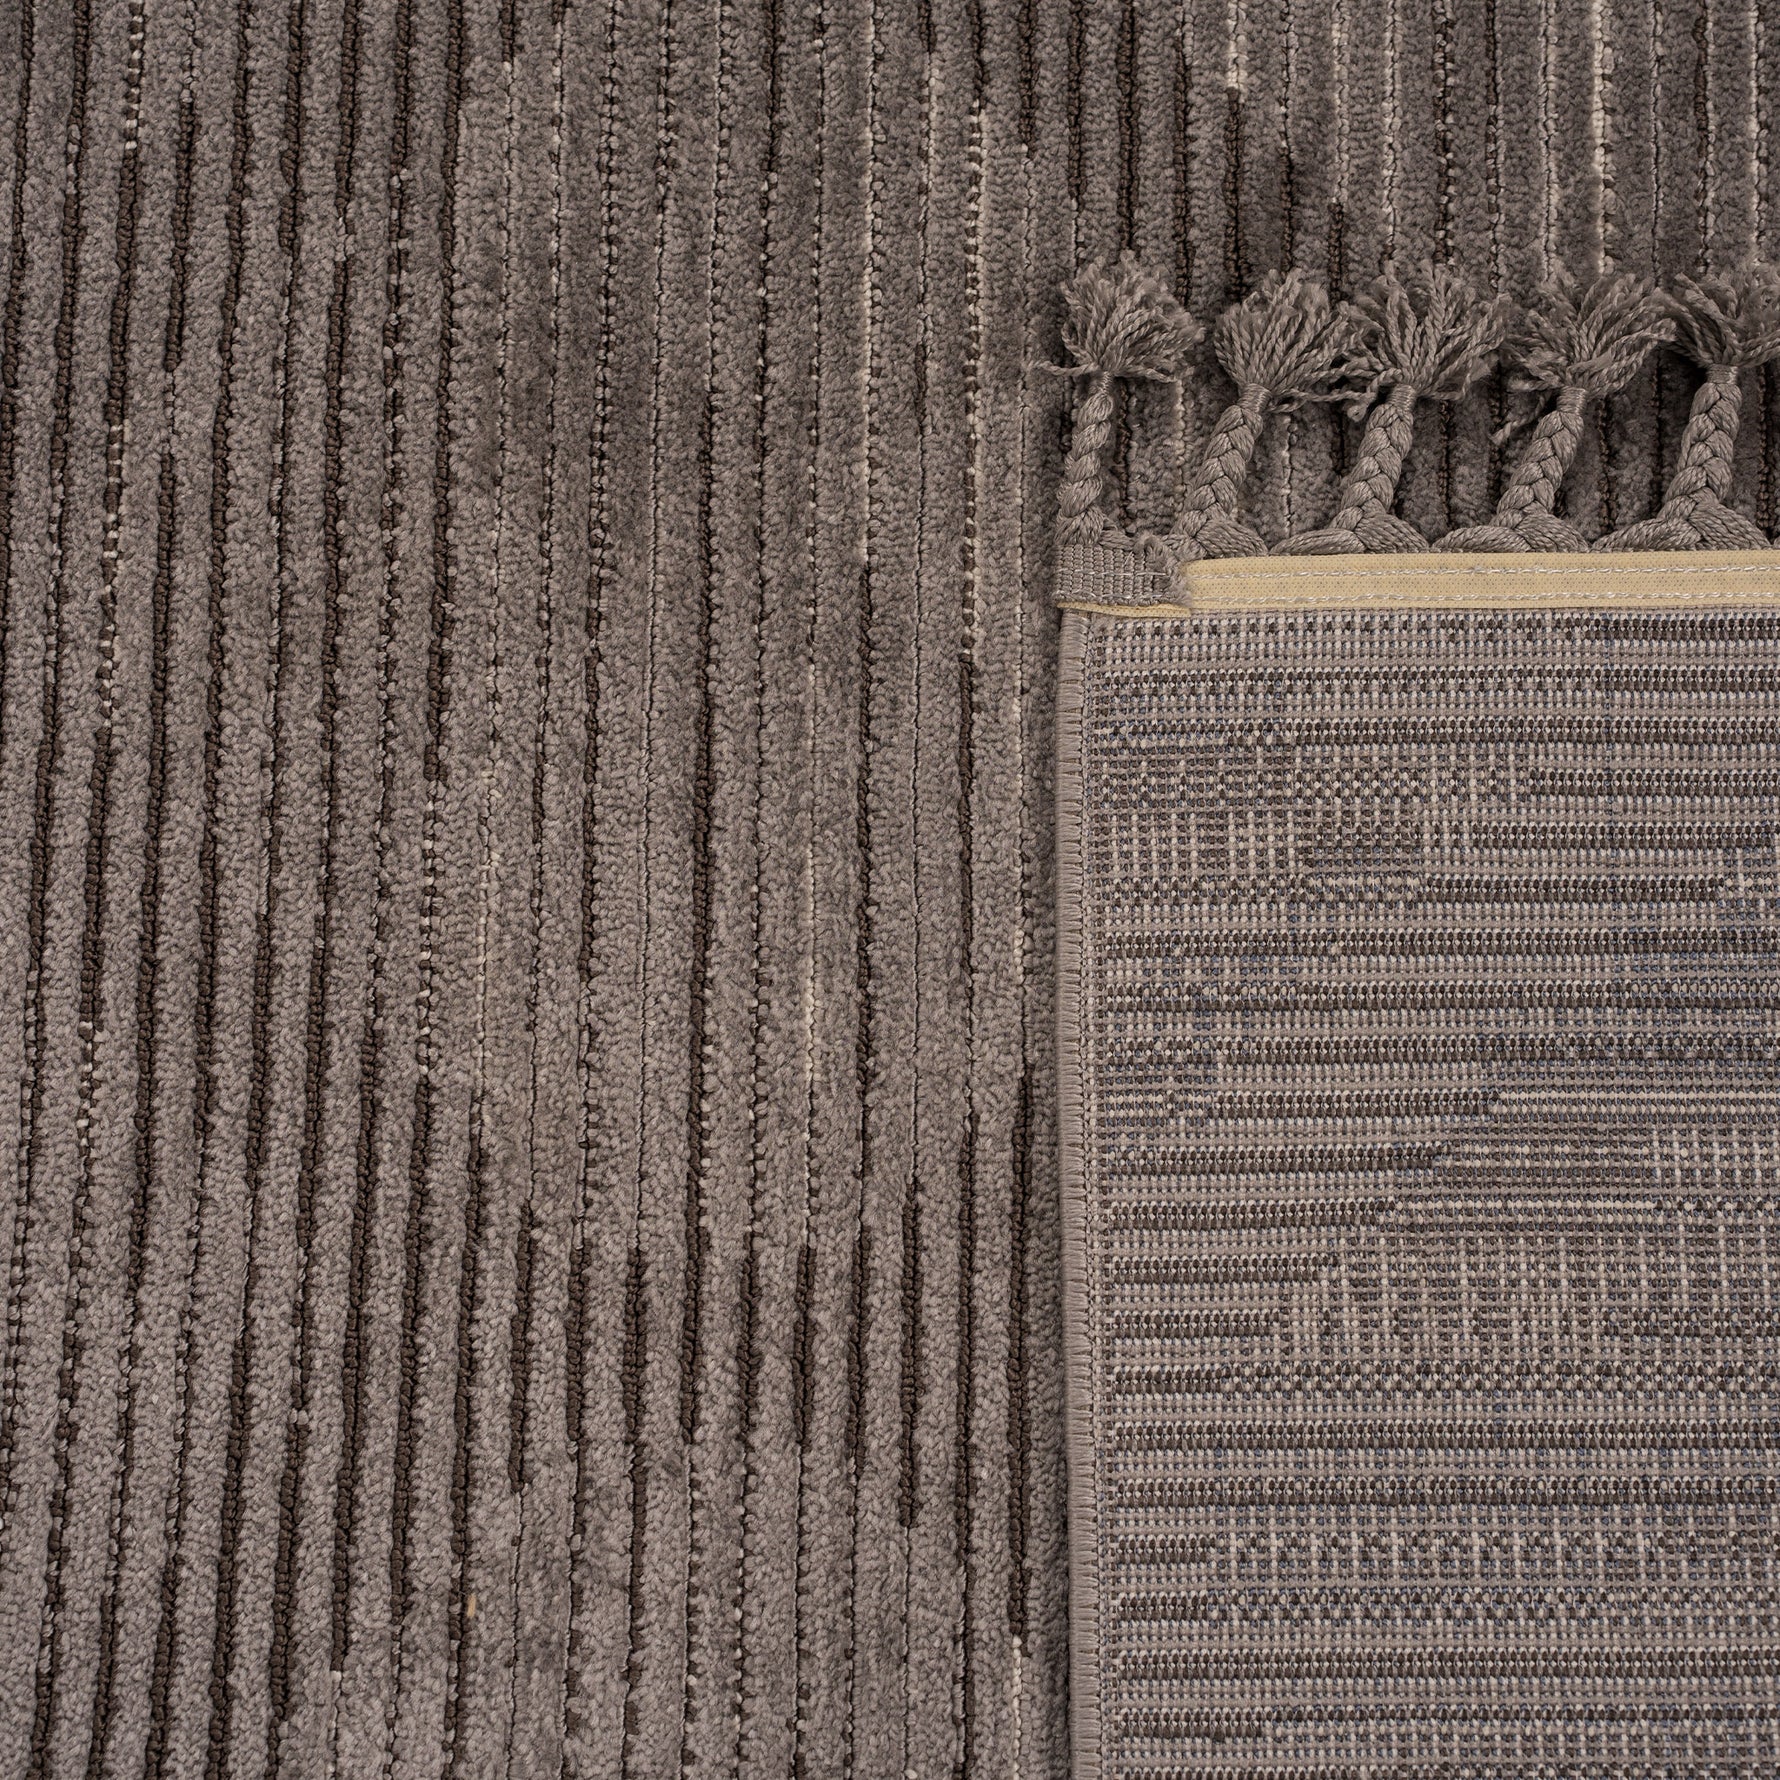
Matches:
[[3, 0, 1779, 1769], [1059, 563, 1780, 1777]]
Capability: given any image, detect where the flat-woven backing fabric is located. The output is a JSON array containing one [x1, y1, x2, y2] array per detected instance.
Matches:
[[1061, 595, 1780, 1776], [3, 0, 1780, 1773]]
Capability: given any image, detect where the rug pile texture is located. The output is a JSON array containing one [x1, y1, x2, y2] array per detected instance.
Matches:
[[0, 0, 1776, 1774]]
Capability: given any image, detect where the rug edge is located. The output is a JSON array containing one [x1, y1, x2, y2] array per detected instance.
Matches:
[[1056, 607, 1101, 1780]]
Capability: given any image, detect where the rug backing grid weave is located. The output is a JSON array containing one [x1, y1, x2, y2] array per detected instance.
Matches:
[[1058, 570, 1780, 1777]]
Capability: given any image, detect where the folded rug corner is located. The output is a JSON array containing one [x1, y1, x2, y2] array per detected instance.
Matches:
[[1057, 553, 1780, 1778]]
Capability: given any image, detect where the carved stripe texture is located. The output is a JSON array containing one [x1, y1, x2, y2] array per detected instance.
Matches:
[[0, 0, 1776, 1775]]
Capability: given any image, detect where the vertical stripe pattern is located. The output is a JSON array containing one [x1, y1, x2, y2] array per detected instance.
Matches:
[[0, 2, 1769, 1773]]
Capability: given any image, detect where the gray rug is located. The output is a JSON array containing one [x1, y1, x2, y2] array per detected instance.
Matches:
[[0, 0, 1773, 1774], [1057, 559, 1780, 1778]]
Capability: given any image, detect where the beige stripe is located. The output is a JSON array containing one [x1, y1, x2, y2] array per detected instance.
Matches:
[[1058, 547, 1780, 613]]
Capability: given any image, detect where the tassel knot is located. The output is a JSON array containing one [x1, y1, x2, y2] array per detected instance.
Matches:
[[1053, 254, 1202, 544], [1173, 270, 1352, 560], [1596, 263, 1780, 551], [1276, 264, 1507, 554], [1440, 269, 1672, 552]]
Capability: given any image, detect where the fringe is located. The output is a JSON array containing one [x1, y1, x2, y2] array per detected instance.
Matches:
[[1053, 256, 1780, 572], [1595, 267, 1780, 550], [1274, 263, 1508, 554], [1438, 270, 1672, 552], [1050, 253, 1203, 544], [1171, 269, 1351, 561]]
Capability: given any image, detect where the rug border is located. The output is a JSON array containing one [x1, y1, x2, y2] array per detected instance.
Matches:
[[1058, 545, 1780, 615], [1055, 607, 1101, 1780]]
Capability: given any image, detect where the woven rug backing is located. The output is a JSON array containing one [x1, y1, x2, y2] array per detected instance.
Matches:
[[1058, 557, 1780, 1778]]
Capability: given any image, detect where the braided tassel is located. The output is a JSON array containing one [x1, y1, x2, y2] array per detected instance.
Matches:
[[1595, 264, 1780, 550], [1275, 264, 1508, 555], [1172, 270, 1351, 560], [1054, 254, 1203, 542], [1439, 269, 1672, 551]]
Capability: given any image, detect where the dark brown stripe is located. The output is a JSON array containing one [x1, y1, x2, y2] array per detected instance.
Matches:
[[1116, 0, 1136, 246], [0, 0, 94, 1590], [118, 13, 198, 1751], [141, 0, 260, 1767], [326, 0, 415, 1685], [30, 0, 130, 1736], [952, 1114, 976, 1759], [386, 1032, 433, 1739], [1174, 34, 1193, 301], [1004, 1065, 1030, 1639], [1693, 0, 1710, 271], [896, 1163, 921, 1528], [0, 0, 34, 746], [1016, 0, 1036, 148], [1278, 0, 1297, 266], [840, 1223, 869, 1766], [263, 0, 363, 1755], [201, 0, 311, 1765], [791, 1238, 817, 1451], [731, 1192, 762, 1767], [1223, 84, 1245, 298], [1762, 360, 1776, 535], [1066, 0, 1084, 206], [71, 0, 158, 1765], [507, 1096, 537, 1494], [843, 1221, 870, 1478], [618, 1238, 648, 1768], [442, 1012, 485, 1775], [675, 392, 714, 1451]]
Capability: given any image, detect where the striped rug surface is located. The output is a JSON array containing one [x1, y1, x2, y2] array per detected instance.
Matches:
[[1058, 560, 1780, 1778], [0, 1, 1775, 1776]]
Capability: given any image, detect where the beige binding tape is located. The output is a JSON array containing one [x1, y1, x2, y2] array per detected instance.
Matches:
[[1057, 547, 1780, 614]]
